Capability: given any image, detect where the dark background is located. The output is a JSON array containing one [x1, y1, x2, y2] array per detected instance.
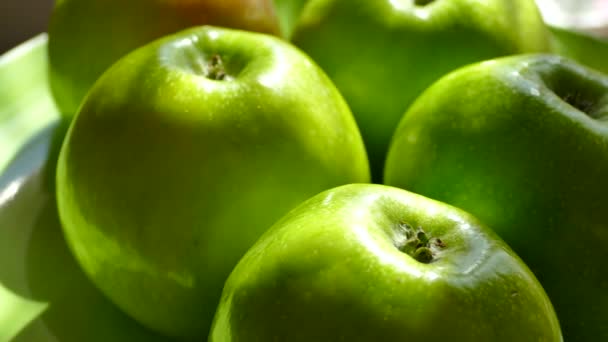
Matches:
[[0, 0, 54, 53]]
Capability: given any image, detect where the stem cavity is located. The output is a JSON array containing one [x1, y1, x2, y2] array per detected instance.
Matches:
[[205, 54, 227, 81], [396, 222, 446, 264]]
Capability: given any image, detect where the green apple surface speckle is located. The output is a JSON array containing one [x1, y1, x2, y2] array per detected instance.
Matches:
[[210, 184, 562, 342], [56, 26, 369, 340], [385, 54, 608, 341], [293, 0, 551, 180], [48, 0, 280, 118]]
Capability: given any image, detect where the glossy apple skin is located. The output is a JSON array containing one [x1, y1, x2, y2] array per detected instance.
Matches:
[[48, 0, 280, 118], [210, 184, 562, 341], [56, 26, 370, 340], [292, 0, 550, 181], [385, 54, 608, 341]]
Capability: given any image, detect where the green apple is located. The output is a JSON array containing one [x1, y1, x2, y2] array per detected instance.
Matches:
[[56, 26, 370, 340], [550, 25, 608, 74], [273, 0, 309, 39], [210, 184, 562, 341], [385, 54, 608, 341], [292, 0, 551, 180], [48, 0, 280, 118]]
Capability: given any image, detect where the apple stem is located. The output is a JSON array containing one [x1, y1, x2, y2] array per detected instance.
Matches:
[[206, 54, 227, 81], [397, 222, 445, 264]]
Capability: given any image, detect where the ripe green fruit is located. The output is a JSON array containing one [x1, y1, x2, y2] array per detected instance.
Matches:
[[48, 0, 280, 118], [292, 0, 550, 180], [273, 0, 309, 39], [550, 26, 608, 74], [385, 54, 608, 340], [210, 184, 562, 342], [56, 26, 369, 340]]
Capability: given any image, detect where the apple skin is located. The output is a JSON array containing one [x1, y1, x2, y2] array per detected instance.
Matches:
[[550, 26, 608, 75], [385, 54, 608, 341], [55, 26, 370, 340], [292, 0, 550, 181], [48, 0, 280, 118], [273, 0, 309, 39], [209, 184, 562, 341]]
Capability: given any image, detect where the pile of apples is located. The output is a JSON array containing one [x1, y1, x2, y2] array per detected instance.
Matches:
[[49, 0, 607, 341]]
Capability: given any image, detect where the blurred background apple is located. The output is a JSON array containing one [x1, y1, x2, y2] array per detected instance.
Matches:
[[1, 0, 607, 53]]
